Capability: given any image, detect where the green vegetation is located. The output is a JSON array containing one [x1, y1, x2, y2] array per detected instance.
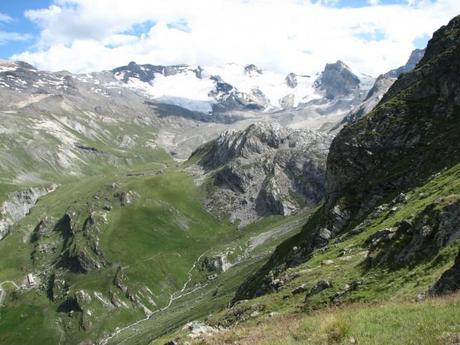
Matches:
[[151, 163, 460, 345], [0, 153, 309, 345], [181, 294, 460, 345]]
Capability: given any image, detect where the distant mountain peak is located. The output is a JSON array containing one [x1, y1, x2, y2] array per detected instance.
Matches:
[[285, 72, 298, 88], [315, 60, 360, 99], [244, 64, 263, 76]]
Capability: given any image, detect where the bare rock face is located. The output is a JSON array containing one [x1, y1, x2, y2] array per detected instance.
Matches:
[[112, 61, 190, 83], [190, 122, 332, 226], [285, 73, 298, 88], [314, 61, 360, 100], [0, 185, 57, 240]]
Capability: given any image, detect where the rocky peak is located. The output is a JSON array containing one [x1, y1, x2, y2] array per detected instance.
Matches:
[[334, 48, 426, 130], [315, 60, 361, 99], [0, 60, 36, 72], [112, 61, 156, 82], [0, 61, 79, 95], [112, 62, 190, 83], [244, 64, 262, 76], [404, 48, 425, 71], [384, 48, 425, 79], [192, 122, 288, 171], [190, 123, 333, 226], [285, 73, 298, 88]]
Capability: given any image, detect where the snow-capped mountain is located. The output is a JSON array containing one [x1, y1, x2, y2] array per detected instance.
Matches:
[[104, 61, 374, 115], [0, 58, 375, 162]]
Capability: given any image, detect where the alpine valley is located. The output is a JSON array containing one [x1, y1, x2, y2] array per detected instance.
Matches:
[[0, 13, 459, 345]]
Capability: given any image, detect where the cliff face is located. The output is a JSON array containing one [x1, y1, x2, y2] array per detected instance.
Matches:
[[325, 16, 460, 234], [234, 15, 460, 301]]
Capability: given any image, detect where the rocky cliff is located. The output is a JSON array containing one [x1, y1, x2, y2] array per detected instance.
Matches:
[[234, 15, 460, 301]]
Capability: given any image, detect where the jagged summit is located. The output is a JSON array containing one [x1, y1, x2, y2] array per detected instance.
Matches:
[[385, 48, 425, 78], [0, 57, 375, 120], [108, 60, 373, 114]]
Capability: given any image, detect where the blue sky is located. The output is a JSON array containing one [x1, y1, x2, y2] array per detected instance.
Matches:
[[0, 0, 49, 57], [0, 0, 458, 75]]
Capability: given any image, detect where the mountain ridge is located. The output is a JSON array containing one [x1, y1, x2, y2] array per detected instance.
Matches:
[[233, 14, 460, 302]]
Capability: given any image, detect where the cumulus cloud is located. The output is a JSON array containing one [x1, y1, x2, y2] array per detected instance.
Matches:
[[11, 0, 460, 75]]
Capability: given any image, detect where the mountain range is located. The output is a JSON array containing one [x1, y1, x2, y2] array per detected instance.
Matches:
[[0, 14, 459, 345]]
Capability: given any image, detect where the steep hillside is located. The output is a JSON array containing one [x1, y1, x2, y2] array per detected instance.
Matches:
[[0, 61, 169, 189], [234, 15, 460, 301], [158, 162, 460, 345]]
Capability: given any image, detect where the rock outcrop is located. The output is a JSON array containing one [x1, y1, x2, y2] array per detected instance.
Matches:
[[189, 122, 333, 226], [0, 185, 57, 239], [366, 196, 460, 267], [429, 249, 460, 296]]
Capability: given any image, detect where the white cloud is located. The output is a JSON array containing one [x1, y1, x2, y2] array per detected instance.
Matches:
[[11, 0, 460, 76], [0, 13, 12, 23], [0, 12, 32, 45], [0, 31, 32, 45]]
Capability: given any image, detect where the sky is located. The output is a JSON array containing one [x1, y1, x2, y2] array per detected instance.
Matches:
[[0, 0, 459, 76]]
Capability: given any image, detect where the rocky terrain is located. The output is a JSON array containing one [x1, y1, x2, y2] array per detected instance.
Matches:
[[189, 123, 332, 226], [144, 17, 460, 345], [0, 185, 57, 239]]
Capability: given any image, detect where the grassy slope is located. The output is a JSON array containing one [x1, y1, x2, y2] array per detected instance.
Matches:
[[104, 210, 309, 345], [0, 153, 309, 345], [0, 109, 171, 204], [154, 163, 460, 345], [189, 294, 460, 345]]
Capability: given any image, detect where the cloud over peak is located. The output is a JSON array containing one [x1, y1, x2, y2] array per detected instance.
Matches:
[[12, 0, 460, 75]]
